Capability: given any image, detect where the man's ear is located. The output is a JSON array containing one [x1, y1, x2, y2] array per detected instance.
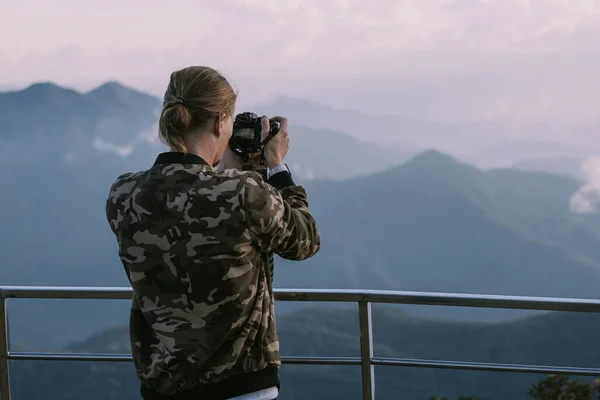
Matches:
[[213, 113, 228, 137]]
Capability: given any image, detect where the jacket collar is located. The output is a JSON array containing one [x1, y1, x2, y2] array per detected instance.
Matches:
[[153, 152, 210, 166]]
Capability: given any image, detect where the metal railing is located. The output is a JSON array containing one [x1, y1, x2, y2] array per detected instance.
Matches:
[[2, 286, 600, 400]]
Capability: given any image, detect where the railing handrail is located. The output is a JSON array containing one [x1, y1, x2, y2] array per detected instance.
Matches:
[[2, 285, 600, 312], [2, 286, 600, 400]]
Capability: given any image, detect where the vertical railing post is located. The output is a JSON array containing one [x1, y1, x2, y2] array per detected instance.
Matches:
[[0, 295, 11, 400], [358, 301, 375, 400]]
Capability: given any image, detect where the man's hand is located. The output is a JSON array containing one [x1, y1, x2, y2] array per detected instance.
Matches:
[[262, 115, 289, 168]]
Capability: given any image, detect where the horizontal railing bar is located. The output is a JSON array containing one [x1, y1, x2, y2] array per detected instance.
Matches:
[[2, 286, 600, 313], [9, 352, 360, 365], [278, 290, 600, 312], [0, 287, 132, 300], [279, 356, 361, 365], [10, 352, 600, 377], [9, 352, 133, 362], [372, 357, 600, 377]]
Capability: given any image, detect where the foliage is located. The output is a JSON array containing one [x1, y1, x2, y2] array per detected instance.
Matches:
[[528, 375, 600, 400], [429, 375, 600, 400]]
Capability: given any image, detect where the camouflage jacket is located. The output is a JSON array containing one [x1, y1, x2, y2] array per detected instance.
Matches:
[[105, 152, 320, 399]]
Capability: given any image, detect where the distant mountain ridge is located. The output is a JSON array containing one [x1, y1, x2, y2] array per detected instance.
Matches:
[[3, 81, 591, 172], [2, 79, 600, 400], [257, 95, 600, 176], [3, 81, 589, 172], [0, 82, 161, 137], [278, 150, 600, 314], [2, 147, 599, 349], [1, 80, 598, 348], [0, 81, 408, 180], [0, 81, 162, 168]]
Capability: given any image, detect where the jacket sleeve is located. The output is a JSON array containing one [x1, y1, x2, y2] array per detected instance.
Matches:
[[243, 171, 320, 261]]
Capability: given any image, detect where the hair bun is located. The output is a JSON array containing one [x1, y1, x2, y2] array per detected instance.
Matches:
[[158, 66, 237, 153]]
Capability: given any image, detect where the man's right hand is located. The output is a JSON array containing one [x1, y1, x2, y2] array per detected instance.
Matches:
[[261, 115, 289, 168]]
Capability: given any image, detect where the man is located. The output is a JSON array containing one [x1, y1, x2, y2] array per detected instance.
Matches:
[[105, 66, 320, 400]]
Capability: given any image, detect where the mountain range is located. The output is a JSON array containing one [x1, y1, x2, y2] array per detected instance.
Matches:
[[1, 82, 599, 350], [0, 82, 408, 181], [2, 81, 591, 173], [255, 95, 600, 171]]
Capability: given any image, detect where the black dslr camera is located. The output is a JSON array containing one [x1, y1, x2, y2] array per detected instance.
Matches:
[[229, 112, 280, 163]]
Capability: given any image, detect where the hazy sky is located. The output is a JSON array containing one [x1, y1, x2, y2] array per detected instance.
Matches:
[[2, 0, 600, 121], [2, 0, 600, 211]]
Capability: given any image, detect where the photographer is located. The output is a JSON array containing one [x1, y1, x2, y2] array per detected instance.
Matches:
[[105, 66, 320, 400]]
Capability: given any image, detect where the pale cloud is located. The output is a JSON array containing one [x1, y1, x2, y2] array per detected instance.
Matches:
[[92, 138, 134, 157], [64, 153, 75, 164], [91, 124, 164, 158], [569, 157, 600, 214], [289, 163, 316, 181], [138, 127, 161, 146]]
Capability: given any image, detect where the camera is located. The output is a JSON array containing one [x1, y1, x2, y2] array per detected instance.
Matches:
[[229, 112, 280, 162]]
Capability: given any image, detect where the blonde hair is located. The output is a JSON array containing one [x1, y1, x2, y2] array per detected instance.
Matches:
[[158, 66, 237, 152]]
